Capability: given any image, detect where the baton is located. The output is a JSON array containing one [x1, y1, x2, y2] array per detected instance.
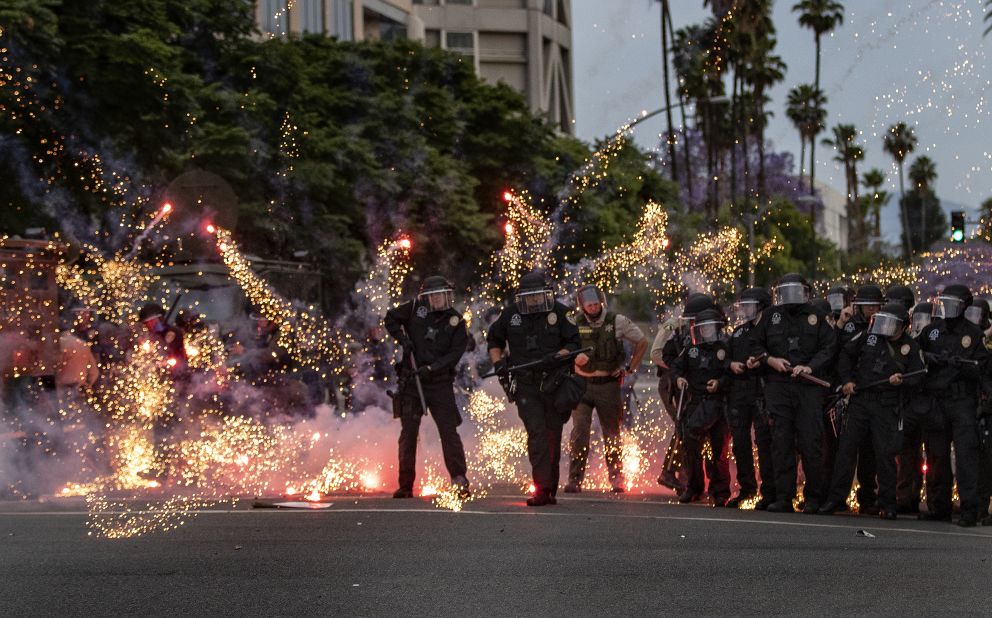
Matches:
[[674, 381, 687, 424], [400, 326, 429, 416], [857, 368, 928, 391], [480, 346, 595, 378]]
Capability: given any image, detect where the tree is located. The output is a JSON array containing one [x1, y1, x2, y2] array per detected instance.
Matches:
[[909, 155, 937, 244], [882, 121, 918, 257], [786, 84, 827, 189], [657, 0, 677, 183], [822, 123, 866, 250], [903, 155, 944, 252], [792, 0, 844, 199], [860, 168, 890, 240]]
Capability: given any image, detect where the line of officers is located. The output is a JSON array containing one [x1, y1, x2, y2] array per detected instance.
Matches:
[[384, 271, 992, 525]]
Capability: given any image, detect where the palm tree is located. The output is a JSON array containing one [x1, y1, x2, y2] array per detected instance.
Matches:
[[909, 155, 938, 245], [985, 0, 991, 36], [822, 123, 866, 248], [793, 1, 844, 198], [792, 0, 845, 89], [786, 84, 827, 189], [882, 121, 918, 257], [860, 168, 890, 240], [657, 0, 677, 182]]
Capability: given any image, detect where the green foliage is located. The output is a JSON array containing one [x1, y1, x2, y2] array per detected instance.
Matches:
[[749, 197, 840, 285]]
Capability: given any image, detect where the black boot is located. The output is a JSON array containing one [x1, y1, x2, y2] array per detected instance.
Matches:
[[392, 488, 414, 499], [918, 511, 952, 522], [957, 512, 978, 527], [725, 493, 754, 508], [766, 500, 795, 513], [817, 501, 849, 515], [526, 491, 555, 507]]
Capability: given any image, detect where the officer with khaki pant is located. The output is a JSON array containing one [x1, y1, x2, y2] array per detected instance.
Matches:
[[565, 284, 647, 493]]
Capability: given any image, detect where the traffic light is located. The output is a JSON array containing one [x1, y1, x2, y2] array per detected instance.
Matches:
[[950, 211, 965, 243]]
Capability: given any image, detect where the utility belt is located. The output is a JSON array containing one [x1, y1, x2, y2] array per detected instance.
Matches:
[[926, 381, 978, 399], [852, 388, 900, 406], [582, 375, 620, 385]]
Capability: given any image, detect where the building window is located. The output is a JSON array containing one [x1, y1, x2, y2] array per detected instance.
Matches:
[[301, 0, 324, 33], [260, 0, 288, 36], [445, 0, 474, 5], [425, 29, 441, 48], [331, 0, 353, 41], [445, 31, 475, 56]]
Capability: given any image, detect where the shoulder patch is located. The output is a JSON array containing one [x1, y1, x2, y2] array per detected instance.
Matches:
[[416, 305, 428, 319], [928, 329, 940, 341], [866, 334, 878, 347], [510, 314, 522, 327], [547, 312, 558, 325], [449, 315, 460, 327], [771, 312, 782, 325], [844, 322, 855, 333], [688, 347, 699, 359]]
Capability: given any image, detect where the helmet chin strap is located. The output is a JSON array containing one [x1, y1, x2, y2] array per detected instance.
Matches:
[[584, 308, 604, 323]]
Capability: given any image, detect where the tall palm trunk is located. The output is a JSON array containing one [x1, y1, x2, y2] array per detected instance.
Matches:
[[898, 164, 913, 256], [730, 69, 738, 205], [797, 134, 806, 189], [661, 0, 677, 182], [664, 2, 692, 197]]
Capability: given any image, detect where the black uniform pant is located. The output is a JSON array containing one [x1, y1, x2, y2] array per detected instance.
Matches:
[[397, 380, 467, 490], [823, 417, 878, 508], [896, 402, 927, 510], [682, 400, 731, 501], [977, 434, 992, 515], [924, 394, 980, 518], [826, 394, 900, 511], [516, 381, 566, 496], [765, 381, 826, 506], [727, 396, 775, 501]]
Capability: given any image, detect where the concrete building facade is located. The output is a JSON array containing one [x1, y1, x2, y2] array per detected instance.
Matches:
[[254, 0, 574, 134]]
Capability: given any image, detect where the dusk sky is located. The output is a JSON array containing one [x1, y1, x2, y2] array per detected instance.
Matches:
[[572, 0, 991, 242]]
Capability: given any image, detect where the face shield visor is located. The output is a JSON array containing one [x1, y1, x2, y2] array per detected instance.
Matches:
[[936, 295, 966, 320], [515, 289, 555, 315], [910, 312, 932, 337], [868, 312, 904, 338], [773, 282, 809, 306], [418, 288, 454, 312], [964, 305, 986, 327], [827, 292, 847, 313], [576, 286, 606, 318], [691, 319, 724, 345], [734, 300, 761, 324]]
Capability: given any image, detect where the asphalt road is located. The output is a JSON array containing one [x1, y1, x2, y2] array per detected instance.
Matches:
[[1, 491, 990, 617]]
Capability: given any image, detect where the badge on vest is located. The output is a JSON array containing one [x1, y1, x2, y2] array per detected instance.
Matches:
[[547, 312, 558, 325], [510, 314, 522, 327], [716, 349, 726, 361], [771, 313, 782, 325], [688, 347, 699, 359], [808, 314, 818, 326], [449, 316, 460, 327], [900, 343, 911, 356], [962, 335, 972, 349], [416, 306, 428, 319]]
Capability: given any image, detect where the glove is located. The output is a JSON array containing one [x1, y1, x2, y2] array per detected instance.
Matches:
[[493, 358, 509, 376], [416, 365, 431, 378], [400, 335, 414, 349], [497, 374, 515, 403]]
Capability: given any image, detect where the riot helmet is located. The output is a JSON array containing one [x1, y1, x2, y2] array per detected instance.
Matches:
[[418, 275, 455, 312], [868, 303, 908, 338], [910, 302, 933, 337], [681, 293, 715, 324], [826, 285, 854, 314], [964, 299, 991, 329], [772, 273, 810, 306], [691, 309, 726, 345], [575, 284, 607, 320], [936, 284, 973, 320], [735, 287, 770, 323], [515, 270, 555, 315], [885, 285, 916, 312], [853, 284, 885, 320]]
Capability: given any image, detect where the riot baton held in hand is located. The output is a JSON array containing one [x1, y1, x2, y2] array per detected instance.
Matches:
[[400, 325, 429, 415]]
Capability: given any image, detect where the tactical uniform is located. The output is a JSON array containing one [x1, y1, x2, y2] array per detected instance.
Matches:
[[896, 302, 933, 513], [670, 309, 732, 504], [750, 275, 837, 512], [917, 285, 990, 526], [725, 288, 775, 508], [384, 282, 470, 497], [487, 274, 581, 505], [566, 306, 645, 492], [821, 305, 925, 518]]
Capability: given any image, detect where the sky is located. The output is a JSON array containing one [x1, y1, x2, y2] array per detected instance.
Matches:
[[571, 0, 992, 243]]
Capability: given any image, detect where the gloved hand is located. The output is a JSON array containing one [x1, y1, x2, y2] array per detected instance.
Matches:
[[493, 358, 509, 376], [498, 374, 515, 402], [400, 335, 414, 350], [416, 364, 432, 378]]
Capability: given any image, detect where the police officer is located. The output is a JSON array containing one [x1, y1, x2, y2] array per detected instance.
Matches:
[[137, 302, 188, 378], [826, 285, 854, 322], [965, 300, 992, 523], [917, 284, 989, 526], [726, 287, 776, 509], [650, 293, 716, 493], [896, 301, 934, 513], [487, 271, 581, 506], [384, 275, 470, 499], [750, 273, 837, 513], [886, 285, 916, 312], [831, 284, 886, 513], [671, 308, 731, 505], [819, 303, 925, 519], [565, 284, 647, 493]]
